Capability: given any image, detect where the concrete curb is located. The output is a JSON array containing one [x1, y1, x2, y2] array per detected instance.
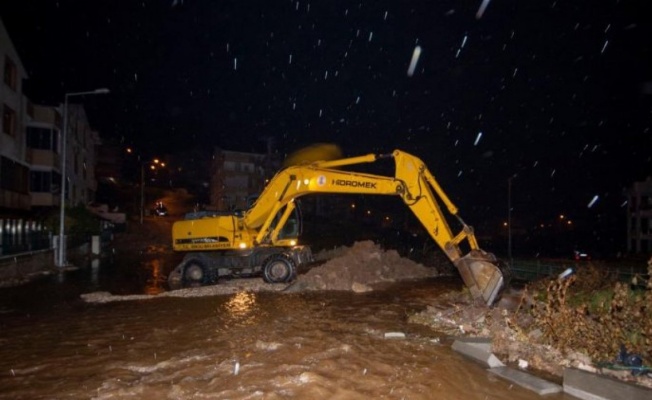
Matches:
[[451, 337, 652, 398], [452, 337, 561, 395], [488, 366, 562, 395], [451, 338, 504, 368], [563, 368, 652, 400]]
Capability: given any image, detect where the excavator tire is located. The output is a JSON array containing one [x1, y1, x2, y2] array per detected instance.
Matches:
[[262, 253, 297, 283], [183, 259, 208, 284]]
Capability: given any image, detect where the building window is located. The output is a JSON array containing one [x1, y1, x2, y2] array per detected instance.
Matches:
[[0, 156, 29, 194], [27, 127, 58, 150], [4, 56, 17, 91], [30, 170, 53, 193], [2, 104, 17, 136]]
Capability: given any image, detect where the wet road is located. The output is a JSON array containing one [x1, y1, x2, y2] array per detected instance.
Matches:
[[0, 255, 575, 399]]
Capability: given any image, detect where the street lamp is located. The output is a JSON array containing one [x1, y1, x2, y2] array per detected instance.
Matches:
[[56, 88, 110, 268]]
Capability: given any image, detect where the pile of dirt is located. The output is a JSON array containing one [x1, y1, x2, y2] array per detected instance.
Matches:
[[83, 241, 438, 302], [289, 240, 438, 292]]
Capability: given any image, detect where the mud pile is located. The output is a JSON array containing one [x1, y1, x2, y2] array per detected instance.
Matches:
[[82, 241, 438, 303], [290, 240, 438, 292]]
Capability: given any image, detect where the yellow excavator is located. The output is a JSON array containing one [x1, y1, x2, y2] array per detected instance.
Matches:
[[168, 149, 510, 305]]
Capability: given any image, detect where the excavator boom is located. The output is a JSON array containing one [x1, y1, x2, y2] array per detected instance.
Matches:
[[171, 149, 510, 305]]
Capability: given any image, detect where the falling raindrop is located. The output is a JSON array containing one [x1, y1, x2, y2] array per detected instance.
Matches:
[[474, 132, 483, 146], [476, 0, 492, 19], [407, 46, 422, 77], [233, 58, 237, 70], [587, 195, 599, 208]]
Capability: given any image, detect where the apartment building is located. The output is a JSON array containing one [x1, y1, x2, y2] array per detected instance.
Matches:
[[64, 104, 100, 207], [0, 17, 30, 215], [2, 17, 102, 216]]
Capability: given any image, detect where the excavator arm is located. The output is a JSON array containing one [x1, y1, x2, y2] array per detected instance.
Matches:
[[242, 149, 509, 305], [172, 149, 509, 305]]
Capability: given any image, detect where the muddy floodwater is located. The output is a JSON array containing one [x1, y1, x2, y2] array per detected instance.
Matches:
[[0, 258, 574, 399]]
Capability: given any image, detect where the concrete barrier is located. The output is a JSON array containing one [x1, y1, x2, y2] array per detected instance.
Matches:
[[452, 337, 505, 368]]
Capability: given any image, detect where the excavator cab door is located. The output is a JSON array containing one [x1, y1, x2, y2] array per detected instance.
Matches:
[[247, 194, 303, 240]]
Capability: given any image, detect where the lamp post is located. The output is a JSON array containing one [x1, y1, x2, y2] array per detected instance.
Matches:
[[508, 177, 512, 262], [56, 88, 110, 268]]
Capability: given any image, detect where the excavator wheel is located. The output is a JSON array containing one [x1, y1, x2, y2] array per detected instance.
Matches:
[[262, 253, 297, 283], [183, 259, 208, 284]]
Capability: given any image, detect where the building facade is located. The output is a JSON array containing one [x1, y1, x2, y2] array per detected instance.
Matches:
[[26, 104, 62, 209], [626, 178, 652, 254], [209, 148, 278, 211]]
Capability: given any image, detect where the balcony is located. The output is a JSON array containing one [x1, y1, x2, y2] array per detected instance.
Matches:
[[27, 148, 60, 169]]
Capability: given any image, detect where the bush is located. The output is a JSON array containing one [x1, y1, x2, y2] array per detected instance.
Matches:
[[524, 262, 651, 364]]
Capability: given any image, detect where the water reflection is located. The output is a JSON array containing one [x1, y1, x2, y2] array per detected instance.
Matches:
[[222, 291, 258, 327], [144, 259, 166, 295]]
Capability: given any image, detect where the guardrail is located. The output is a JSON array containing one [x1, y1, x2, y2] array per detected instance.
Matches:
[[510, 258, 650, 284]]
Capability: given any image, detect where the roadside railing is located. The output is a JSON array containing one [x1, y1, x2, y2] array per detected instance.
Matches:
[[0, 219, 51, 257]]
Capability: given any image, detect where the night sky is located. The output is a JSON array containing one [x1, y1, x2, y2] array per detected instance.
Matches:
[[1, 1, 651, 255]]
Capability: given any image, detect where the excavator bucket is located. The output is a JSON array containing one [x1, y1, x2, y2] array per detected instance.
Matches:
[[453, 250, 510, 306]]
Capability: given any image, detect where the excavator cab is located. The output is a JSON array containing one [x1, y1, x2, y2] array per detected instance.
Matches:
[[246, 194, 303, 241]]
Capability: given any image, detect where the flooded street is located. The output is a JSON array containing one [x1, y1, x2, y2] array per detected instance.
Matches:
[[0, 254, 575, 399]]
